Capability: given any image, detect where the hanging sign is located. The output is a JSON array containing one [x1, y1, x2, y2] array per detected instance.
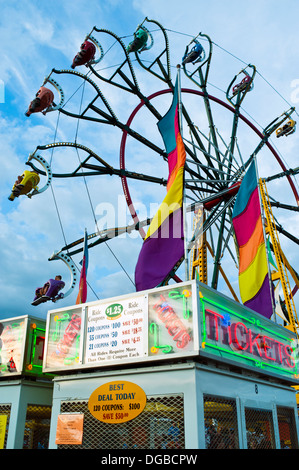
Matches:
[[55, 413, 84, 445], [88, 381, 147, 424], [199, 289, 299, 381]]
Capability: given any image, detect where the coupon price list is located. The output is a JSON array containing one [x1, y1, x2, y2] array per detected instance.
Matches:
[[85, 299, 147, 365]]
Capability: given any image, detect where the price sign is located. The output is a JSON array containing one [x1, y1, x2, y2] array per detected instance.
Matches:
[[148, 284, 194, 357], [88, 381, 147, 423], [85, 295, 148, 366], [55, 414, 84, 445], [44, 308, 83, 370], [0, 318, 27, 376]]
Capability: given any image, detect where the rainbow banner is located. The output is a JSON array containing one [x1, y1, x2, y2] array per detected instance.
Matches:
[[76, 229, 89, 304], [232, 161, 274, 318], [135, 75, 186, 291]]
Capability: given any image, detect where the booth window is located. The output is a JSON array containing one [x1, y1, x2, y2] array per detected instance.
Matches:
[[203, 394, 239, 449], [58, 394, 185, 449], [277, 406, 298, 449], [245, 407, 275, 449], [22, 404, 52, 449]]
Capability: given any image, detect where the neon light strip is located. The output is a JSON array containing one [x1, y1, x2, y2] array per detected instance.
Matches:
[[204, 342, 296, 376], [199, 295, 298, 376], [28, 326, 46, 373]]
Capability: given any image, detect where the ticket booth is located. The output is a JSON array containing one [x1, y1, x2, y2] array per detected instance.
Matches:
[[43, 281, 299, 449], [0, 315, 53, 449]]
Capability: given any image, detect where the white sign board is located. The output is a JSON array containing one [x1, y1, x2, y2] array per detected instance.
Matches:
[[43, 281, 198, 373], [85, 295, 148, 365]]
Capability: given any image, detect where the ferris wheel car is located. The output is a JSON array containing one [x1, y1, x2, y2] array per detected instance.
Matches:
[[182, 43, 204, 65], [25, 87, 54, 116], [232, 75, 251, 96], [8, 170, 40, 201], [276, 119, 296, 138], [20, 22, 299, 338], [71, 40, 96, 68], [31, 276, 65, 306], [127, 27, 148, 53]]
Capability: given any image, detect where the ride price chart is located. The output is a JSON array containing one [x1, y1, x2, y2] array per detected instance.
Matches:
[[84, 295, 148, 366]]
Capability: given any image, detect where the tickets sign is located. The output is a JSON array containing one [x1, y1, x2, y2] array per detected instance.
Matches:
[[88, 381, 147, 423], [199, 289, 299, 381]]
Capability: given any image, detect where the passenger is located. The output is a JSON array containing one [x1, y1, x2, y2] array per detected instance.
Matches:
[[8, 170, 40, 201], [34, 275, 65, 301], [71, 40, 96, 68], [25, 86, 54, 116]]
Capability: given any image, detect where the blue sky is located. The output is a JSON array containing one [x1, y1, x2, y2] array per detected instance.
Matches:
[[1, 0, 299, 321]]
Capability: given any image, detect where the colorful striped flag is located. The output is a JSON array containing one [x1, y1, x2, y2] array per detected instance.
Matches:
[[135, 75, 186, 291], [232, 161, 274, 318], [76, 229, 89, 304]]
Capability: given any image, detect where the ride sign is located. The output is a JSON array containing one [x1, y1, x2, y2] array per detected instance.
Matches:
[[88, 381, 147, 423]]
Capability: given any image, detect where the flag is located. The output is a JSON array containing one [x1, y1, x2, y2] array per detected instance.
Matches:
[[76, 229, 89, 304], [135, 75, 186, 291], [232, 161, 274, 318]]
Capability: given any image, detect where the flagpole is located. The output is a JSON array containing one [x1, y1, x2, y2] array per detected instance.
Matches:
[[176, 64, 189, 282], [253, 156, 276, 321]]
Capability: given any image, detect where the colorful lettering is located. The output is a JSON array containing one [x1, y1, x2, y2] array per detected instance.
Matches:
[[204, 308, 295, 370]]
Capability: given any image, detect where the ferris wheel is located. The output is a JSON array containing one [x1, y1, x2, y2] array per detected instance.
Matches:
[[17, 18, 299, 333]]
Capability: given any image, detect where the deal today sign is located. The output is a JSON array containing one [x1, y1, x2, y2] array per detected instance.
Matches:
[[88, 381, 147, 423]]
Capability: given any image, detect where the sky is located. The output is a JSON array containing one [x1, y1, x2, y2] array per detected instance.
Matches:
[[1, 0, 299, 322]]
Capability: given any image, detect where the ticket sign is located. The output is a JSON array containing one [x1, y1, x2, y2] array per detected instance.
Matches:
[[148, 284, 194, 357], [198, 288, 299, 382], [88, 381, 147, 424], [44, 307, 83, 370], [0, 317, 27, 376]]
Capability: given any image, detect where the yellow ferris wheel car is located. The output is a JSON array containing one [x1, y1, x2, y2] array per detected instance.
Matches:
[[8, 170, 40, 201], [276, 119, 296, 138]]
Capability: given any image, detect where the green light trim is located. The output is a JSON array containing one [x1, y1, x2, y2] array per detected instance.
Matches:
[[168, 289, 191, 319], [63, 334, 81, 365], [52, 313, 70, 342], [204, 342, 296, 376], [26, 325, 46, 375], [149, 322, 172, 353], [199, 293, 298, 377]]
